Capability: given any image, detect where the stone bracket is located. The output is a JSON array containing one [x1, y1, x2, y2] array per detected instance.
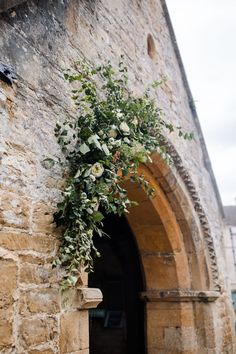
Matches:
[[0, 0, 27, 12], [62, 287, 103, 311], [140, 289, 220, 303]]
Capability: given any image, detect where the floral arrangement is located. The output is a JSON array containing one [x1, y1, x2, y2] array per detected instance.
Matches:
[[50, 59, 192, 288]]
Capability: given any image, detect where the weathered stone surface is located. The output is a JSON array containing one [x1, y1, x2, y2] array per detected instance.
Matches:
[[0, 0, 235, 353], [19, 317, 57, 347], [19, 262, 58, 285], [0, 231, 57, 253], [29, 350, 54, 354], [0, 191, 30, 229], [0, 258, 17, 309], [0, 0, 27, 13], [32, 202, 55, 234], [0, 319, 13, 349], [60, 311, 88, 353], [19, 288, 60, 314]]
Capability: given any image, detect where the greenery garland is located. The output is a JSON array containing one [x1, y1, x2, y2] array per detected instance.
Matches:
[[49, 59, 192, 288]]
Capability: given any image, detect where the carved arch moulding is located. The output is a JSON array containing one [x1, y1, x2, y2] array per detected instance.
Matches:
[[157, 142, 220, 291]]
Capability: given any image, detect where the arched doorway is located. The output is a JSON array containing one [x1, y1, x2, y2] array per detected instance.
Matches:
[[89, 214, 145, 354], [88, 158, 225, 353]]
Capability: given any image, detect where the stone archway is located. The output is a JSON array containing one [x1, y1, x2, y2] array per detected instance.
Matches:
[[122, 158, 221, 353]]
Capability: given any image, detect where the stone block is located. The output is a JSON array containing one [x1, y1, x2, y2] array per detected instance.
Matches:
[[164, 326, 197, 351], [146, 302, 195, 328], [0, 231, 57, 254], [0, 319, 13, 349], [0, 258, 17, 309], [29, 349, 54, 354], [0, 191, 30, 229], [19, 263, 58, 285], [60, 311, 88, 353], [19, 317, 57, 347], [19, 288, 60, 314], [32, 202, 55, 234], [142, 253, 178, 289]]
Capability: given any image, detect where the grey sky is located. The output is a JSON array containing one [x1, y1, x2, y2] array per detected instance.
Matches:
[[166, 0, 236, 205]]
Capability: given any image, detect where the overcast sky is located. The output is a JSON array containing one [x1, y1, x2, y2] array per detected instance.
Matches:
[[166, 0, 236, 206]]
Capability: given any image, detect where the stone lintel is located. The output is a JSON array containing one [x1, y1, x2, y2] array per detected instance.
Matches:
[[140, 289, 220, 303], [0, 0, 26, 12], [62, 287, 103, 311]]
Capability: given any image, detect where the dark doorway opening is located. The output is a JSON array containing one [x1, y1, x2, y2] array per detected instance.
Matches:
[[89, 214, 145, 354]]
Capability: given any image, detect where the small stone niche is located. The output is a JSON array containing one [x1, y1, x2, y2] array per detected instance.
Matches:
[[147, 33, 157, 59]]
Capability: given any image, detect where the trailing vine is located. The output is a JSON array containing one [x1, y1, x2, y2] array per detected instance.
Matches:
[[49, 58, 192, 288]]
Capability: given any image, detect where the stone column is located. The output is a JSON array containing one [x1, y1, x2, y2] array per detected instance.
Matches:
[[141, 289, 220, 354], [60, 287, 103, 354]]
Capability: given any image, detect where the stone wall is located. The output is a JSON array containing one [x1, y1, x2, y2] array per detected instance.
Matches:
[[0, 0, 235, 353]]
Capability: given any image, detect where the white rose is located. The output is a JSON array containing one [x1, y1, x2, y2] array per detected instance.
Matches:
[[119, 122, 130, 135], [109, 137, 116, 145], [91, 162, 104, 178], [108, 129, 117, 138]]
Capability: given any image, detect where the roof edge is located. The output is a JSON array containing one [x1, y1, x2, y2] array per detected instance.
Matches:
[[160, 0, 225, 218]]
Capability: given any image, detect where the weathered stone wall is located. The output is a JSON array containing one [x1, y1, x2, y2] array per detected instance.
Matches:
[[0, 0, 235, 353]]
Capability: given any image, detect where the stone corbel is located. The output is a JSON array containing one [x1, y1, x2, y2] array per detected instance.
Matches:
[[62, 287, 103, 311], [0, 0, 27, 12], [140, 289, 220, 303]]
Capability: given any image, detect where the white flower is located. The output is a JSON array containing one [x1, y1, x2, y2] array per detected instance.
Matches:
[[109, 138, 116, 145], [109, 138, 121, 147], [132, 142, 144, 154], [91, 162, 104, 178], [114, 109, 123, 118], [119, 122, 130, 135], [124, 137, 130, 144], [108, 129, 117, 138], [131, 117, 138, 125]]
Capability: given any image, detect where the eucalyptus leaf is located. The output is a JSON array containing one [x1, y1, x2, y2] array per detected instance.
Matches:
[[79, 143, 90, 155]]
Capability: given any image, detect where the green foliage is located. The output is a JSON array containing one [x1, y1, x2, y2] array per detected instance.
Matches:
[[51, 58, 192, 288]]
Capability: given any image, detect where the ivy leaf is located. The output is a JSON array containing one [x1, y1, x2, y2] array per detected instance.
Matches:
[[79, 143, 90, 155]]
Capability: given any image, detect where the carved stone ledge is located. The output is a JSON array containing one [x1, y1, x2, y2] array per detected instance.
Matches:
[[0, 0, 27, 13], [62, 287, 103, 311], [140, 289, 220, 303]]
